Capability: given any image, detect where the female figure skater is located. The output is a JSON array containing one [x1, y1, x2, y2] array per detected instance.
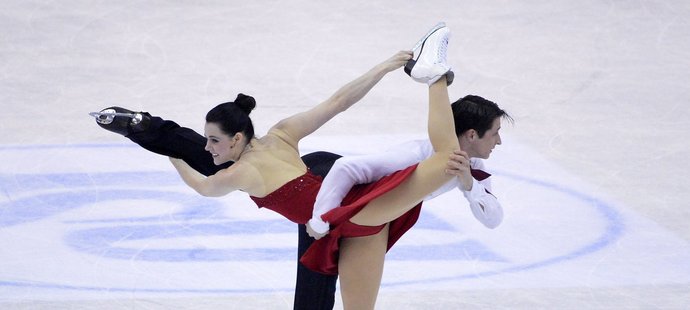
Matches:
[[169, 24, 458, 309]]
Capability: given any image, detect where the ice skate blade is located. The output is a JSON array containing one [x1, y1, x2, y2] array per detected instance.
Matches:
[[88, 111, 137, 118], [89, 109, 139, 125]]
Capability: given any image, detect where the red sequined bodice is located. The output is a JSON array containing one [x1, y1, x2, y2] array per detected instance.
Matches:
[[249, 171, 322, 224]]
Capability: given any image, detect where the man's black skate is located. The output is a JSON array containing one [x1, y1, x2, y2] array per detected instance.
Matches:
[[89, 107, 151, 136]]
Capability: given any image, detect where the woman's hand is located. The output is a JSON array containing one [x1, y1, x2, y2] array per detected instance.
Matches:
[[378, 50, 413, 73]]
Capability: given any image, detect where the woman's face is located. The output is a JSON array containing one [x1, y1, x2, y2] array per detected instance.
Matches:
[[204, 122, 236, 165]]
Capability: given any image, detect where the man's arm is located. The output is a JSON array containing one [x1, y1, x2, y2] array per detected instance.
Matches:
[[307, 140, 430, 237], [309, 141, 503, 237], [462, 180, 503, 228], [459, 159, 503, 229]]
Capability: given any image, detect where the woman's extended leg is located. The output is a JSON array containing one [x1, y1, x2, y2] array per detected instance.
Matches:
[[350, 75, 457, 226], [339, 24, 457, 309], [339, 76, 456, 308], [338, 224, 389, 310]]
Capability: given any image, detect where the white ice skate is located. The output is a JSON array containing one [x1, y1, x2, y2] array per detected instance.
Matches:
[[404, 23, 454, 85]]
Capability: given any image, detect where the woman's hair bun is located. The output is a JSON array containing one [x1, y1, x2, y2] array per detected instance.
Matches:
[[234, 93, 256, 115]]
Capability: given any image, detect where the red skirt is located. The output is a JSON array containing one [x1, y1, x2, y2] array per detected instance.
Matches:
[[300, 164, 422, 275]]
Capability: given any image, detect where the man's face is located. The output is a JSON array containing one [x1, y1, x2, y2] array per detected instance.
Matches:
[[469, 117, 502, 159]]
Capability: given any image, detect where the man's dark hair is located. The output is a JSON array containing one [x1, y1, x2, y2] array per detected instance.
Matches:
[[452, 95, 513, 138]]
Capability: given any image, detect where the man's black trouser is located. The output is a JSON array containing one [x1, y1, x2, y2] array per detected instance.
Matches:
[[125, 114, 339, 310]]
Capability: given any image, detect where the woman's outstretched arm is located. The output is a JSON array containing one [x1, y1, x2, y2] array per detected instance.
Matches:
[[269, 51, 412, 148], [169, 157, 246, 197]]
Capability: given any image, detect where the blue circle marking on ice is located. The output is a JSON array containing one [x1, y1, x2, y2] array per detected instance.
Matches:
[[385, 170, 624, 287], [0, 144, 624, 293]]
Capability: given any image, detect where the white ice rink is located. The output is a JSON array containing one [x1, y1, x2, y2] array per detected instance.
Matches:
[[1, 1, 689, 309]]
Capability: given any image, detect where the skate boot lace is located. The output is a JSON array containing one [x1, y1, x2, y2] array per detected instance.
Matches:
[[436, 36, 449, 64]]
